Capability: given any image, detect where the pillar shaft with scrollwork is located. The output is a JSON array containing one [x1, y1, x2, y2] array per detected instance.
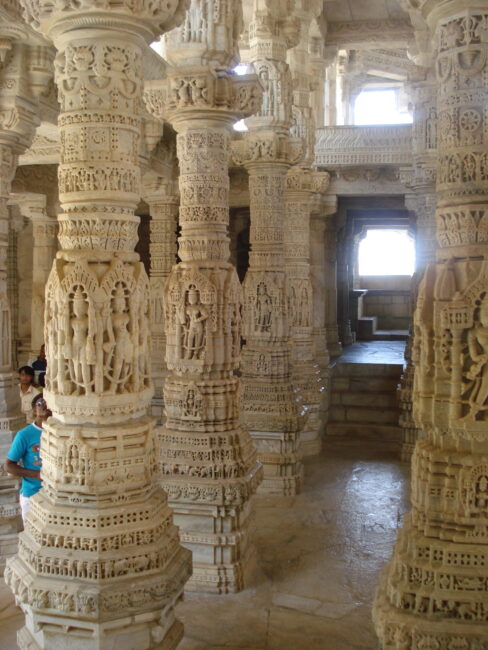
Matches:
[[284, 2, 331, 457], [9, 193, 58, 356], [144, 0, 262, 594], [144, 178, 179, 425], [284, 169, 329, 456], [231, 2, 306, 496], [310, 194, 340, 429], [374, 3, 488, 646], [399, 74, 438, 462], [5, 2, 192, 649]]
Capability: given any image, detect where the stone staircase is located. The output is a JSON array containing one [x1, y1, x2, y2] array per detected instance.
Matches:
[[326, 350, 403, 449], [357, 316, 408, 341]]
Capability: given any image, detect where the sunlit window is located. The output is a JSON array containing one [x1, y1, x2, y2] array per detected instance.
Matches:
[[354, 89, 412, 126], [359, 229, 415, 276]]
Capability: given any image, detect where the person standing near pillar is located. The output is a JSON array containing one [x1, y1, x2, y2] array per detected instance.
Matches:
[[5, 1, 192, 648], [5, 393, 51, 522]]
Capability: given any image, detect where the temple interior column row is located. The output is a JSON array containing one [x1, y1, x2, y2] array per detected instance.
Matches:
[[2, 0, 488, 647]]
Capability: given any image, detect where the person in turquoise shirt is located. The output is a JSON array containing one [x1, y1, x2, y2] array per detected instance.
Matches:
[[5, 393, 51, 522]]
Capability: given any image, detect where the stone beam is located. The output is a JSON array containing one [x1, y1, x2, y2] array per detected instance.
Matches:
[[315, 125, 413, 167], [326, 19, 414, 50]]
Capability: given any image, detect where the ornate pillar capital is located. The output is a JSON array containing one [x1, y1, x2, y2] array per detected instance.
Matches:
[[310, 192, 337, 219], [145, 69, 262, 131], [142, 174, 179, 207], [231, 132, 303, 171], [285, 168, 330, 197], [21, 0, 189, 44]]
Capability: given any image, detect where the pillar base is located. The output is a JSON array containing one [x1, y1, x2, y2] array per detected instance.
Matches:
[[164, 463, 261, 595], [373, 517, 488, 648], [327, 342, 343, 358], [374, 580, 488, 649], [185, 544, 258, 594], [17, 616, 184, 650], [250, 430, 303, 496], [256, 472, 303, 497], [299, 434, 322, 457]]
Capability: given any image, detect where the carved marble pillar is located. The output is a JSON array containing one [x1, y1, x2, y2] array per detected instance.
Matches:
[[337, 217, 354, 346], [232, 4, 305, 495], [284, 3, 330, 457], [0, 145, 24, 572], [145, 183, 179, 425], [374, 4, 488, 646], [144, 0, 262, 594], [5, 2, 192, 649], [0, 29, 49, 570], [10, 193, 58, 355], [399, 76, 438, 462], [323, 209, 342, 359], [310, 196, 341, 365], [284, 168, 329, 456]]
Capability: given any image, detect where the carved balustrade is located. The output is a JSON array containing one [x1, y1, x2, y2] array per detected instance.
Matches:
[[315, 124, 413, 167]]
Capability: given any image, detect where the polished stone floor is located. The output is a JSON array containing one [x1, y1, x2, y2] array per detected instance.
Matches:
[[0, 439, 410, 650], [337, 341, 405, 366]]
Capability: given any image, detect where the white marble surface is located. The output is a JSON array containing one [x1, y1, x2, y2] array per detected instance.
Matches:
[[0, 438, 410, 650]]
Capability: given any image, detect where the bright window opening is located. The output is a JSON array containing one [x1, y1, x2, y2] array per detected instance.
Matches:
[[354, 89, 412, 126], [359, 229, 415, 276]]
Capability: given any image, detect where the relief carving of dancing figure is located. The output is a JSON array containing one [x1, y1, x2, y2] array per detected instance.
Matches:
[[464, 294, 488, 419], [104, 283, 133, 394], [65, 287, 96, 395], [180, 285, 208, 360]]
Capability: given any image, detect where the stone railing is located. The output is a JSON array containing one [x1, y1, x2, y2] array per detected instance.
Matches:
[[314, 124, 413, 167]]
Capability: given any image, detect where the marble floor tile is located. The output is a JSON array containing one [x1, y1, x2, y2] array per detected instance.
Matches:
[[0, 438, 409, 650]]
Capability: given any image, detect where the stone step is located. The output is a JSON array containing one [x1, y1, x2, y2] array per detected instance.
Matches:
[[332, 375, 401, 393], [329, 405, 400, 425], [326, 422, 402, 448], [334, 362, 403, 378], [371, 329, 409, 341], [330, 391, 398, 408], [357, 316, 377, 340]]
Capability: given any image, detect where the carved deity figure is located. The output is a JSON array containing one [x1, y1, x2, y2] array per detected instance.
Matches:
[[465, 294, 488, 418], [425, 108, 437, 150], [258, 65, 274, 117], [183, 387, 202, 418], [475, 474, 488, 509], [66, 287, 95, 395], [180, 285, 208, 360], [255, 281, 272, 332], [105, 283, 133, 394]]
